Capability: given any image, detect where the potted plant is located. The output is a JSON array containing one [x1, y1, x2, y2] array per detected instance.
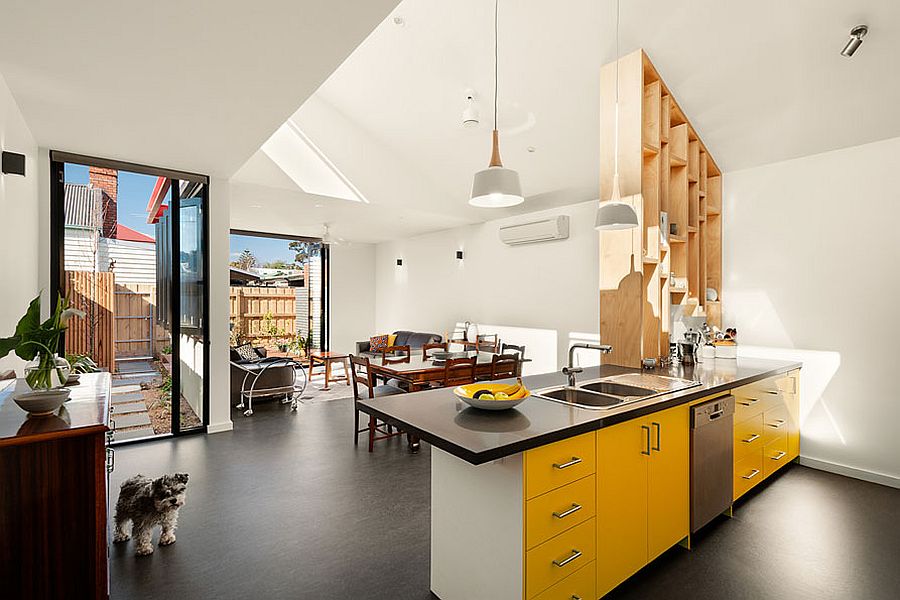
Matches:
[[0, 294, 85, 390]]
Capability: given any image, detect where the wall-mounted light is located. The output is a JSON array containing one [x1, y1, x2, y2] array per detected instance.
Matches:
[[1, 151, 26, 176], [456, 250, 464, 260], [396, 258, 403, 266], [841, 25, 868, 57]]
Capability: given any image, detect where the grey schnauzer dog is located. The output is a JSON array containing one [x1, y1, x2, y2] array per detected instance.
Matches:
[[113, 473, 189, 556]]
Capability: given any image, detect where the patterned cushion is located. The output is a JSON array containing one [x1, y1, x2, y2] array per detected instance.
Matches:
[[370, 335, 390, 353], [234, 343, 259, 362]]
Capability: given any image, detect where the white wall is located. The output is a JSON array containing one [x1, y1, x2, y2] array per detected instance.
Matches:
[[329, 242, 376, 354], [724, 136, 900, 487], [374, 201, 600, 373], [207, 177, 233, 433], [0, 73, 39, 374]]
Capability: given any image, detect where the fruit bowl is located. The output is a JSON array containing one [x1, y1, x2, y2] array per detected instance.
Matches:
[[453, 381, 530, 411], [13, 388, 71, 416]]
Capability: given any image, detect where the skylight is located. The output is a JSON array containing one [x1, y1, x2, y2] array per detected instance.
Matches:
[[261, 119, 366, 203]]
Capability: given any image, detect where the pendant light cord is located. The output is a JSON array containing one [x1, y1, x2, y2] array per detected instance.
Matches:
[[494, 0, 499, 131], [613, 0, 620, 182]]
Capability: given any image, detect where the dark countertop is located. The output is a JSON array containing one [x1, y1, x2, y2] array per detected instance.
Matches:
[[0, 372, 111, 447], [358, 357, 801, 465]]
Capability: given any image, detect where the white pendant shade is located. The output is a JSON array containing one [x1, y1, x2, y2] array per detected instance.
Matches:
[[594, 200, 639, 230], [470, 166, 524, 207]]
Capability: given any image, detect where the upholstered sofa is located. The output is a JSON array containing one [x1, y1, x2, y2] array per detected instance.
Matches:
[[229, 346, 297, 407], [355, 330, 442, 359]]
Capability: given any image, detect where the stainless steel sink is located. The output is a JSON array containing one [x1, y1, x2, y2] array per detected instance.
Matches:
[[579, 381, 656, 397], [533, 372, 700, 410], [535, 386, 625, 408]]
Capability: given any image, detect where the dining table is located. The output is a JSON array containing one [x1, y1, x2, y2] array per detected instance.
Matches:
[[366, 351, 526, 392]]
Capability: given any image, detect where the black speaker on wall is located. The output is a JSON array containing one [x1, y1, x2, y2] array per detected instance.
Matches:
[[1, 151, 26, 176]]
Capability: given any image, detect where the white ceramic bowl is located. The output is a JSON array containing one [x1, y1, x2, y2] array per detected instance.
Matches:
[[13, 388, 71, 416], [453, 383, 530, 411]]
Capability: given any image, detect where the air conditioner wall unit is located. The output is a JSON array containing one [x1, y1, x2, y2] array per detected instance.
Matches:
[[499, 215, 570, 246]]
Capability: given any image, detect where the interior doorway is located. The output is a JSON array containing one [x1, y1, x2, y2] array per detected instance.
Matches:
[[50, 152, 209, 442]]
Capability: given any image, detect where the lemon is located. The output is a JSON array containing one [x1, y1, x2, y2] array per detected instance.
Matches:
[[480, 393, 495, 401], [494, 392, 509, 400]]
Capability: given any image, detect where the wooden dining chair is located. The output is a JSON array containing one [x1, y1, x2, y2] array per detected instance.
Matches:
[[489, 354, 519, 380], [500, 343, 526, 359], [350, 355, 406, 452], [422, 342, 447, 360], [442, 356, 477, 387], [381, 345, 411, 364], [476, 334, 499, 353]]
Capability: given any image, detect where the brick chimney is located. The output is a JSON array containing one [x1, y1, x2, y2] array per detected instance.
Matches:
[[89, 166, 118, 238]]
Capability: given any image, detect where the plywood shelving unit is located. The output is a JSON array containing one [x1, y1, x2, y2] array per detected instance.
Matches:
[[599, 50, 723, 368]]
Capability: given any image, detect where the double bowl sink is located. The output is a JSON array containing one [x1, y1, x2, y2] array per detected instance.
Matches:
[[533, 373, 701, 410]]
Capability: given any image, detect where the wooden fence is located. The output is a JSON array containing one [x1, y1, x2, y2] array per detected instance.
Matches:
[[230, 286, 296, 346], [65, 271, 116, 372], [115, 283, 169, 359]]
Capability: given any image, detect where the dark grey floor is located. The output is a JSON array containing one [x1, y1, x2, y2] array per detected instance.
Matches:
[[110, 397, 900, 600]]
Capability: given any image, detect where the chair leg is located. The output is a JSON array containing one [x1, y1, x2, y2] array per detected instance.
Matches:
[[354, 409, 360, 445], [368, 415, 376, 453]]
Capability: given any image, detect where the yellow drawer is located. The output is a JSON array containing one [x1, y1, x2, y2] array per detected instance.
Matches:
[[531, 560, 596, 600], [762, 405, 790, 446], [763, 437, 790, 478], [734, 450, 763, 500], [526, 475, 596, 550], [525, 433, 596, 500], [734, 413, 764, 461], [526, 518, 596, 598], [734, 392, 765, 423]]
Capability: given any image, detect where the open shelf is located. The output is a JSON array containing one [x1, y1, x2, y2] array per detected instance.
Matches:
[[669, 123, 688, 165]]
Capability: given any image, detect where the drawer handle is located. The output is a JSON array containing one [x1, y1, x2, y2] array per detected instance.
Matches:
[[552, 549, 583, 568], [738, 398, 759, 406], [771, 451, 787, 461], [553, 457, 583, 470], [741, 433, 760, 444], [552, 503, 583, 519], [768, 419, 786, 429], [742, 469, 760, 480]]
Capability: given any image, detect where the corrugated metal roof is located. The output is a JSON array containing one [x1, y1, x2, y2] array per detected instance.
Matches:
[[64, 183, 102, 228]]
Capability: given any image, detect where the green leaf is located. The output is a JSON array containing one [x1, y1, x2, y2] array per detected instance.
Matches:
[[15, 295, 42, 339], [0, 335, 20, 360]]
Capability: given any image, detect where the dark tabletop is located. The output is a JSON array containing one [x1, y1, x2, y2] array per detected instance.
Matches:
[[0, 372, 111, 446], [358, 357, 801, 465]]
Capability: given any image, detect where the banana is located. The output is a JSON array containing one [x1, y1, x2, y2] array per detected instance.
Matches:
[[497, 378, 524, 395], [507, 385, 528, 400]]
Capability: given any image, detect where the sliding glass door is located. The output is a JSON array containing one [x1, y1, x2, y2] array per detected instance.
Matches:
[[50, 152, 209, 441]]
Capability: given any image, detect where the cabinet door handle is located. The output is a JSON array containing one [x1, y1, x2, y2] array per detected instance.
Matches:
[[552, 549, 583, 568], [552, 503, 583, 519], [741, 433, 760, 444], [768, 420, 785, 429], [553, 457, 583, 470], [771, 451, 787, 461], [742, 469, 760, 480], [765, 390, 779, 395], [651, 422, 661, 452], [641, 425, 651, 455], [738, 398, 759, 406]]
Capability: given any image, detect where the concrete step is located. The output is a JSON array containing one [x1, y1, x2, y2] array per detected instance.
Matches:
[[111, 391, 144, 404], [110, 401, 146, 415], [111, 427, 156, 442], [112, 412, 151, 428]]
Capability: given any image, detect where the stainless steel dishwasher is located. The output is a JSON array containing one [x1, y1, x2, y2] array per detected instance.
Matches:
[[690, 395, 735, 533]]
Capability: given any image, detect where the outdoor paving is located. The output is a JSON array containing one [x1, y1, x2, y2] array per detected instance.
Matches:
[[110, 401, 147, 415], [111, 427, 155, 442], [112, 411, 151, 428], [111, 391, 144, 404], [116, 360, 157, 375]]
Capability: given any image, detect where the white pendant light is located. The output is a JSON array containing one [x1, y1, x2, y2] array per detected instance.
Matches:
[[595, 0, 639, 231], [470, 0, 523, 208]]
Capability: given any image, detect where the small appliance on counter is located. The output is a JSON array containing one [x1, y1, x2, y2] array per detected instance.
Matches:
[[678, 330, 702, 364]]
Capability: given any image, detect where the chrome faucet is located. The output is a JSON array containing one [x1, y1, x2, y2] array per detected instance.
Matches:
[[563, 343, 614, 387]]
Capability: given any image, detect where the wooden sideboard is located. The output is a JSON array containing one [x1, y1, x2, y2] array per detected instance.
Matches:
[[0, 373, 111, 600]]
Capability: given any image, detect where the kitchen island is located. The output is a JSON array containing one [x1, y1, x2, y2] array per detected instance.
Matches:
[[358, 357, 801, 600]]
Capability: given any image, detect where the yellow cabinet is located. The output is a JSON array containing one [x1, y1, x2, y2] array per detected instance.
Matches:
[[531, 560, 596, 600], [526, 518, 596, 598], [525, 432, 596, 500], [526, 475, 596, 550], [596, 403, 689, 597], [647, 404, 690, 561]]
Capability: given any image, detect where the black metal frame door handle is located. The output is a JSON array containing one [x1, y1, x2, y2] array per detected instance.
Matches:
[[651, 422, 661, 452], [641, 425, 651, 455]]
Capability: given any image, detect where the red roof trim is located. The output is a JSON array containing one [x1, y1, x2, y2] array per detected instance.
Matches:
[[116, 224, 155, 244]]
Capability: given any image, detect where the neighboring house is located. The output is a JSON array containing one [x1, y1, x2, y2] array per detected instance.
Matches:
[[63, 168, 157, 284]]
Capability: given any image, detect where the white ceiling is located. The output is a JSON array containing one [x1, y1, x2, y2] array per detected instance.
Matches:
[[0, 0, 399, 177], [232, 0, 900, 243]]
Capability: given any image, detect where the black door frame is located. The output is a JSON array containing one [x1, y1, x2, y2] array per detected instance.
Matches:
[[229, 229, 329, 352], [49, 151, 210, 443]]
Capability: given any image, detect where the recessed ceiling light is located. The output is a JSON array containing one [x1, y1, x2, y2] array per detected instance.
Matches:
[[393, 16, 405, 26], [527, 146, 536, 153]]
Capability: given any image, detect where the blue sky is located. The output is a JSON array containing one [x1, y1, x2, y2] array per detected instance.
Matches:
[[65, 163, 162, 238], [230, 234, 300, 266]]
